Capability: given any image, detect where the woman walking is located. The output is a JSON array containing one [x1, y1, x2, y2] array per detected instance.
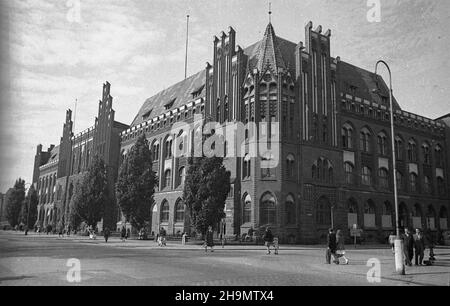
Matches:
[[205, 226, 214, 252], [336, 230, 349, 265]]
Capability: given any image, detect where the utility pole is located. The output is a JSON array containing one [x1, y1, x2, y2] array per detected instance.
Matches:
[[184, 15, 190, 80]]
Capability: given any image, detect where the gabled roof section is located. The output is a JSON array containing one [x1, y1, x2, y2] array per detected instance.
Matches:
[[339, 61, 402, 110], [131, 70, 206, 127], [243, 23, 296, 75]]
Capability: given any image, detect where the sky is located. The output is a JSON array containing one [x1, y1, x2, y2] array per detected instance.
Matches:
[[0, 0, 449, 192]]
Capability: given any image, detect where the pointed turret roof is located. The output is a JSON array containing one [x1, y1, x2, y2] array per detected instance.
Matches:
[[255, 23, 287, 73]]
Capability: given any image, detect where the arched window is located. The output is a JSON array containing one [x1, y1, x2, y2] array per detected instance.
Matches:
[[160, 200, 169, 223], [344, 162, 354, 185], [437, 176, 445, 195], [360, 127, 371, 153], [317, 197, 331, 226], [165, 138, 173, 159], [427, 205, 436, 230], [347, 198, 358, 228], [175, 200, 185, 223], [439, 206, 448, 230], [286, 154, 295, 178], [313, 158, 333, 182], [285, 195, 296, 225], [378, 168, 389, 189], [364, 200, 376, 228], [407, 139, 417, 162], [422, 143, 431, 164], [435, 145, 443, 166], [409, 173, 418, 192], [164, 169, 172, 189], [377, 132, 388, 156], [243, 194, 252, 224], [178, 167, 186, 186], [152, 142, 160, 161], [260, 193, 276, 225], [341, 123, 353, 149], [382, 201, 393, 228], [424, 176, 431, 194], [361, 166, 372, 186], [395, 136, 403, 160]]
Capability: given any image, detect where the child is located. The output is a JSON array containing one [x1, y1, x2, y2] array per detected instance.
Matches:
[[273, 237, 279, 255]]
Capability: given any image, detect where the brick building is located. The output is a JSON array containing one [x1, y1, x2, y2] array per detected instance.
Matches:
[[33, 21, 450, 243], [32, 83, 129, 231]]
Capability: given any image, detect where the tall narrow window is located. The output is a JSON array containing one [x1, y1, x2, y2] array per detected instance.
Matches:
[[378, 168, 389, 189], [409, 173, 418, 192], [377, 132, 388, 156], [342, 124, 353, 149], [407, 140, 417, 162], [362, 166, 372, 186], [160, 201, 169, 223], [344, 162, 355, 184], [422, 143, 431, 164], [360, 128, 371, 153]]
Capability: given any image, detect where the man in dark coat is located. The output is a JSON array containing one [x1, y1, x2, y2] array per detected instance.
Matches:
[[403, 228, 414, 266], [413, 229, 425, 266], [326, 228, 337, 264]]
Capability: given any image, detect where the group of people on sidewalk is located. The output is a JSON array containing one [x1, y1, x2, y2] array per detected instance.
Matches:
[[401, 228, 435, 266], [326, 228, 349, 265]]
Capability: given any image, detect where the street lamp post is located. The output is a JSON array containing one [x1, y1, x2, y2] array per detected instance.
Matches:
[[375, 60, 405, 275]]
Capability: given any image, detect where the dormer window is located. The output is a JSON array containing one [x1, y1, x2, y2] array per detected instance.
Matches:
[[142, 109, 153, 120], [191, 85, 205, 99], [164, 99, 176, 110], [349, 85, 357, 95]]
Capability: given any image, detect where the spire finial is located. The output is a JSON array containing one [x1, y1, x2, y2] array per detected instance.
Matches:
[[268, 2, 272, 23]]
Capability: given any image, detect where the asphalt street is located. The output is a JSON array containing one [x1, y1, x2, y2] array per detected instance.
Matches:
[[1, 231, 449, 286]]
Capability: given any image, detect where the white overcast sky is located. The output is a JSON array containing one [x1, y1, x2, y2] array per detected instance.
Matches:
[[0, 0, 449, 192]]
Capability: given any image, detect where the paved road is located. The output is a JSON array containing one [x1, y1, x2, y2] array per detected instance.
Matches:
[[1, 231, 449, 286]]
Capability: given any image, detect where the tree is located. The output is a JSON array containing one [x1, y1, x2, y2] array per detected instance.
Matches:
[[21, 185, 38, 229], [116, 134, 157, 230], [184, 157, 230, 236], [69, 155, 109, 228], [5, 179, 26, 228]]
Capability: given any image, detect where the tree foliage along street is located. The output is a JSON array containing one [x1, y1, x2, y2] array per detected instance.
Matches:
[[184, 156, 231, 236], [21, 184, 38, 229], [5, 179, 26, 228], [116, 134, 157, 230], [69, 155, 109, 228]]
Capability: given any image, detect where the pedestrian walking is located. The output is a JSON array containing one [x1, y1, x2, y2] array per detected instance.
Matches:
[[182, 232, 187, 245], [205, 226, 214, 252], [104, 227, 111, 243], [403, 228, 414, 266], [424, 228, 436, 263], [263, 227, 274, 255], [326, 228, 338, 264], [413, 228, 425, 266], [388, 232, 396, 254], [121, 226, 127, 242], [336, 230, 349, 265]]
